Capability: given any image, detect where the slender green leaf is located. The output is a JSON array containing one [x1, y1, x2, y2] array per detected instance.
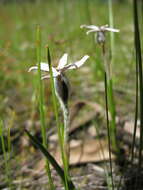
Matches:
[[133, 0, 143, 170], [25, 129, 76, 190], [36, 25, 55, 189], [47, 47, 70, 190]]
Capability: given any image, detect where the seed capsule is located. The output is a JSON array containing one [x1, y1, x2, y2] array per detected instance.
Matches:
[[96, 31, 106, 44], [54, 73, 70, 107]]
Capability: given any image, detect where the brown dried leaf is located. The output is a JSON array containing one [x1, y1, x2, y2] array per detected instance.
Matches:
[[69, 100, 105, 134], [52, 139, 114, 166]]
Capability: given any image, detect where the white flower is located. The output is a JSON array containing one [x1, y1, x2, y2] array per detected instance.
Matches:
[[28, 53, 89, 80], [28, 53, 89, 109], [80, 24, 119, 34], [80, 24, 119, 44]]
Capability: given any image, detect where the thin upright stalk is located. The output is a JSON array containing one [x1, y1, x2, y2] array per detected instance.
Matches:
[[7, 126, 11, 159], [46, 47, 70, 190], [131, 52, 138, 164], [0, 120, 11, 189], [102, 44, 114, 190], [133, 0, 143, 172], [36, 25, 55, 190], [108, 0, 117, 152], [93, 120, 114, 189], [104, 73, 114, 190], [7, 125, 12, 189]]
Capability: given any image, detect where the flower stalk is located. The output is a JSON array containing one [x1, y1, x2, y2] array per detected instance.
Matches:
[[81, 23, 120, 190], [46, 48, 69, 190], [81, 24, 119, 151], [29, 44, 89, 189]]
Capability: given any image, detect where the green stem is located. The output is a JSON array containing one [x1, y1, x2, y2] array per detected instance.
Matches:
[[133, 0, 143, 172], [102, 44, 114, 190], [0, 120, 11, 188], [47, 47, 70, 190], [104, 73, 114, 190], [131, 52, 138, 164], [36, 25, 55, 190], [108, 0, 117, 152]]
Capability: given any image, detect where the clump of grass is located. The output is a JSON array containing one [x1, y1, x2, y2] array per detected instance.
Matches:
[[0, 119, 12, 189]]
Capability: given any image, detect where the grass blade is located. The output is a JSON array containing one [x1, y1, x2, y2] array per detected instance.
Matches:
[[133, 0, 143, 171], [47, 47, 70, 190], [36, 25, 55, 189], [108, 0, 117, 152], [104, 73, 115, 190], [131, 49, 138, 164], [0, 120, 11, 188], [25, 129, 76, 190]]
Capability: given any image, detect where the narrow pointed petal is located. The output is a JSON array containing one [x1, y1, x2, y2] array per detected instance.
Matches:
[[80, 24, 99, 30], [86, 29, 97, 35], [105, 27, 120, 32], [28, 62, 49, 72], [41, 75, 50, 80], [74, 55, 89, 68], [39, 62, 50, 71], [52, 67, 60, 77], [39, 63, 60, 76], [28, 66, 38, 72], [28, 62, 60, 77], [57, 53, 68, 70], [66, 55, 89, 70]]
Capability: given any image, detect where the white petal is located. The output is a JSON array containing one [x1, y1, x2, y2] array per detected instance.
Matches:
[[52, 67, 60, 77], [80, 24, 99, 30], [105, 27, 120, 32], [67, 55, 89, 70], [86, 29, 97, 35], [40, 63, 60, 76], [41, 75, 50, 80], [28, 63, 60, 77], [28, 62, 49, 72], [28, 66, 38, 72], [57, 53, 68, 70], [100, 24, 109, 30], [39, 62, 50, 71]]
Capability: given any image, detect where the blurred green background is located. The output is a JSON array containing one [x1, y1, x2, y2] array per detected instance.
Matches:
[[0, 0, 136, 138]]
